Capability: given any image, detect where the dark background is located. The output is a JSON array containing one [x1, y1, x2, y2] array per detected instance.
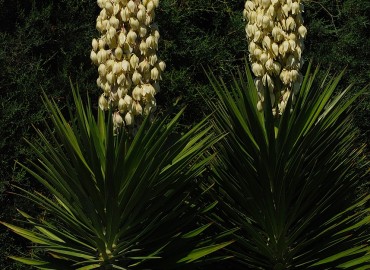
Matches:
[[0, 0, 369, 268]]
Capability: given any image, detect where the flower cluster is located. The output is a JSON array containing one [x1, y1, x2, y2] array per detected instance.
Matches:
[[243, 0, 307, 114], [91, 0, 165, 128]]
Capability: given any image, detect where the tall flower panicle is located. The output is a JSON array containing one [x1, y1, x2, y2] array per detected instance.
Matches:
[[243, 0, 307, 115], [91, 0, 165, 129]]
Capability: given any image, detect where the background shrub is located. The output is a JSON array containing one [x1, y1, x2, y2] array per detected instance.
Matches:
[[0, 0, 369, 268]]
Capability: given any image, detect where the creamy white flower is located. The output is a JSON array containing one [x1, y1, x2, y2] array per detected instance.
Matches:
[[252, 63, 264, 77], [132, 70, 142, 85], [92, 39, 99, 52], [93, 0, 164, 127], [298, 25, 307, 38], [133, 101, 143, 115], [150, 67, 159, 80], [127, 0, 136, 13], [125, 112, 133, 125], [99, 94, 109, 110], [158, 61, 166, 72], [90, 50, 98, 64]]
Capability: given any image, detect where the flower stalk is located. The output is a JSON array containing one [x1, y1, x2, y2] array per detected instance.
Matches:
[[243, 0, 307, 115], [92, 0, 165, 129]]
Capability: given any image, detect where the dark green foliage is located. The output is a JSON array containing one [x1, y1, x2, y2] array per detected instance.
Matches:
[[0, 1, 98, 268], [304, 0, 370, 145], [0, 0, 369, 268], [156, 0, 246, 123]]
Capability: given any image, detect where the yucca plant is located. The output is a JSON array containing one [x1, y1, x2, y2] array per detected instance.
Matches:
[[205, 62, 370, 269], [1, 86, 232, 270]]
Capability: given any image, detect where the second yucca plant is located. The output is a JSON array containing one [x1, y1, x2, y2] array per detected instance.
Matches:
[[206, 62, 370, 269], [200, 0, 370, 269]]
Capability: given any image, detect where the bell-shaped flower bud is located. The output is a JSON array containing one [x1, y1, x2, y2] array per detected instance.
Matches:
[[106, 59, 115, 71], [149, 54, 158, 66], [117, 73, 126, 85], [97, 0, 104, 9], [279, 69, 290, 85], [138, 59, 150, 73], [92, 39, 99, 52], [132, 85, 143, 101], [151, 67, 159, 80], [298, 25, 307, 38], [257, 100, 263, 112], [249, 11, 257, 24], [245, 1, 255, 11], [254, 47, 262, 58], [118, 98, 127, 113], [260, 52, 269, 65], [115, 47, 123, 60], [246, 24, 255, 38], [113, 3, 120, 15], [252, 63, 265, 77], [105, 1, 114, 15], [129, 17, 140, 31], [98, 39, 106, 50], [137, 9, 146, 23], [113, 62, 122, 74], [271, 43, 279, 57], [158, 61, 166, 72], [267, 5, 275, 17], [120, 7, 130, 22], [127, 30, 137, 45], [90, 50, 98, 64], [121, 60, 130, 72], [99, 94, 109, 110], [142, 83, 156, 96], [290, 69, 299, 82], [109, 16, 120, 29], [146, 1, 155, 12], [130, 54, 139, 69], [262, 36, 271, 50], [106, 72, 116, 85], [288, 39, 296, 51], [282, 4, 290, 17], [292, 2, 300, 14], [132, 70, 142, 85], [286, 16, 296, 30], [109, 27, 117, 38], [133, 101, 143, 115], [265, 58, 274, 72], [118, 32, 126, 46], [125, 112, 134, 125], [127, 0, 136, 13], [139, 25, 148, 37], [139, 40, 148, 55], [249, 41, 257, 54], [98, 64, 107, 77], [112, 112, 123, 127]]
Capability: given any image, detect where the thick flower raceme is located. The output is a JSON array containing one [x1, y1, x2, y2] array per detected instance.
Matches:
[[243, 0, 307, 115], [92, 0, 165, 129]]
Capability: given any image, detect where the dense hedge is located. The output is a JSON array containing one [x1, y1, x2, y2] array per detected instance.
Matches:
[[0, 0, 369, 268]]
